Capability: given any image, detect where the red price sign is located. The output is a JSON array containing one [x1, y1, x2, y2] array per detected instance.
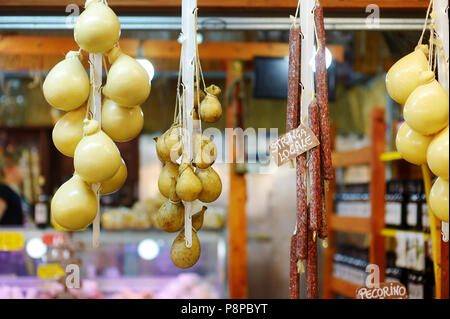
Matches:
[[42, 233, 66, 247]]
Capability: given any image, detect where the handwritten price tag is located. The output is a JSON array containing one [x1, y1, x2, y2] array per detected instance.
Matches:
[[0, 232, 25, 251], [37, 264, 65, 279], [269, 124, 320, 166]]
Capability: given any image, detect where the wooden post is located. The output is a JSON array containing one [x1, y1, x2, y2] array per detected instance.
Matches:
[[226, 60, 247, 299], [369, 108, 386, 282]]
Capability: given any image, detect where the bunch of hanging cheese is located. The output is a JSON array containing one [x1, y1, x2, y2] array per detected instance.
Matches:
[[155, 84, 223, 268], [386, 44, 449, 224], [44, 0, 150, 231]]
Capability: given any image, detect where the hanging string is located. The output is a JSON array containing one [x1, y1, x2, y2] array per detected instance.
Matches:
[[291, 0, 302, 27], [417, 0, 433, 47], [428, 11, 436, 71]]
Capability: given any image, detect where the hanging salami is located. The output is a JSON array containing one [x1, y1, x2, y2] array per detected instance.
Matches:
[[314, 1, 333, 181], [308, 100, 322, 233]]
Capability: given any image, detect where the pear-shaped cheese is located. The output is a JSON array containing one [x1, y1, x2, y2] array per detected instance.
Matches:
[[52, 105, 86, 157], [429, 177, 449, 223], [196, 167, 222, 203], [156, 199, 185, 233], [51, 174, 98, 231], [386, 45, 429, 104], [43, 51, 90, 111], [103, 47, 151, 107], [427, 126, 449, 180], [100, 158, 127, 195], [176, 165, 202, 202], [74, 0, 120, 53], [74, 119, 121, 183], [170, 230, 201, 269], [158, 162, 179, 200], [395, 122, 433, 165], [101, 99, 144, 142], [404, 71, 449, 136], [199, 94, 222, 123]]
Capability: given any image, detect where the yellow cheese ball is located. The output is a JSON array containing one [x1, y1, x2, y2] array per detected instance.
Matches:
[[429, 177, 449, 223], [103, 47, 151, 107], [51, 174, 98, 231], [74, 119, 121, 183], [74, 0, 120, 53], [101, 99, 144, 142], [386, 45, 429, 104], [52, 105, 86, 157], [427, 126, 449, 180], [404, 71, 449, 136], [100, 158, 127, 195], [395, 122, 433, 165], [43, 51, 90, 111]]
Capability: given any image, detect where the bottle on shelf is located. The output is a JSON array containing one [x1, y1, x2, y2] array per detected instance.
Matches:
[[405, 179, 423, 231], [420, 180, 430, 233], [385, 180, 406, 229], [33, 176, 50, 229]]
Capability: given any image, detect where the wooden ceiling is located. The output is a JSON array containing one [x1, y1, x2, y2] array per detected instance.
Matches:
[[0, 0, 430, 13]]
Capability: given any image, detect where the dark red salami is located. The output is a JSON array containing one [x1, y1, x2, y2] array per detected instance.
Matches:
[[306, 222, 319, 299], [314, 1, 333, 181], [296, 154, 308, 259], [308, 100, 322, 232], [286, 25, 301, 133], [289, 234, 299, 299], [318, 179, 328, 240]]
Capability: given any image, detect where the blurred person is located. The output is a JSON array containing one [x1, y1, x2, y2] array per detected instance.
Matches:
[[0, 150, 25, 225]]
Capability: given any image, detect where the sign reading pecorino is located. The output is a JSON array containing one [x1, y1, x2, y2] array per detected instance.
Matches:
[[269, 124, 320, 166], [356, 282, 408, 299]]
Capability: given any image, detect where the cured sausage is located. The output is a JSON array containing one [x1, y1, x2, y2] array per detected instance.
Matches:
[[289, 234, 300, 299], [314, 1, 333, 181], [306, 222, 319, 299], [296, 154, 308, 259], [308, 100, 322, 232], [286, 25, 301, 133], [318, 178, 329, 240]]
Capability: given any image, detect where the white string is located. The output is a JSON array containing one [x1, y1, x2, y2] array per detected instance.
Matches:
[[417, 0, 434, 47], [89, 52, 103, 248], [291, 0, 301, 26]]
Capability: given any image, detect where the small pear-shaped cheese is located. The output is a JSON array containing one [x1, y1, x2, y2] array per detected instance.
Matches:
[[103, 47, 151, 107], [74, 119, 121, 183], [52, 105, 86, 157], [395, 122, 433, 165], [43, 51, 90, 111], [74, 0, 120, 53], [101, 99, 143, 142], [404, 71, 449, 136], [51, 174, 98, 230], [386, 45, 429, 104], [100, 158, 127, 195], [427, 126, 449, 180], [429, 177, 449, 223]]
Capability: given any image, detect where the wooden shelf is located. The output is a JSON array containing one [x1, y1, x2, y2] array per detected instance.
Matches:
[[330, 277, 360, 299], [323, 108, 386, 299], [329, 215, 371, 234], [331, 147, 371, 168]]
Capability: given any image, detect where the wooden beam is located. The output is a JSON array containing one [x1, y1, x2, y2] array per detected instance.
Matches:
[[0, 0, 430, 11], [0, 36, 344, 64], [369, 108, 386, 283], [329, 215, 371, 233], [331, 147, 372, 168], [0, 36, 139, 57], [226, 60, 248, 299]]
